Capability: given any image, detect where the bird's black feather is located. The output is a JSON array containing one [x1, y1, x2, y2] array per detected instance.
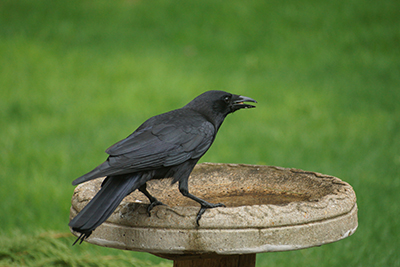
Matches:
[[69, 90, 256, 244]]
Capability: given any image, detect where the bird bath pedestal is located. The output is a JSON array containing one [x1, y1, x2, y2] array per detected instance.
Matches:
[[70, 163, 358, 266]]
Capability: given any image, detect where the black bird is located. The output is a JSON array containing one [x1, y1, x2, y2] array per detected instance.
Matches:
[[69, 90, 256, 245]]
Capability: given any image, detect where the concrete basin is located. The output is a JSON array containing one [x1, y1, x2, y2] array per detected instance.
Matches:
[[70, 163, 357, 257]]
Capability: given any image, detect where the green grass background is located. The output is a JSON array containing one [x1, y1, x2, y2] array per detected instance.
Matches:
[[1, 0, 399, 266]]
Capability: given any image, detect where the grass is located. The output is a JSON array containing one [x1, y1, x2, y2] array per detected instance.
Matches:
[[0, 231, 170, 267], [1, 0, 399, 266]]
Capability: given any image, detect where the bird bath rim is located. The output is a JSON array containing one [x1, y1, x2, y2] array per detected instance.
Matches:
[[70, 163, 358, 254]]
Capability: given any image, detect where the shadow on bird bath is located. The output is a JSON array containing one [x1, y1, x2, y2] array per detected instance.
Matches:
[[70, 163, 357, 266]]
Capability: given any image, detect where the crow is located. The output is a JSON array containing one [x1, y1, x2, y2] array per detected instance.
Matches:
[[69, 90, 256, 245]]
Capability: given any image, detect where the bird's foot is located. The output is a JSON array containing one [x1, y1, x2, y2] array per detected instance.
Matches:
[[196, 202, 226, 226], [147, 200, 166, 216]]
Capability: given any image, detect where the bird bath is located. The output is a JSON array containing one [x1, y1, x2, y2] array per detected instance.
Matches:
[[70, 163, 358, 266]]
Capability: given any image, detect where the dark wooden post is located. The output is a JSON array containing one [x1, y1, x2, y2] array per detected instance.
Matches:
[[154, 253, 256, 267]]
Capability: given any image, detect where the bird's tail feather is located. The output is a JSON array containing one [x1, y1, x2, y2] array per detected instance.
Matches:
[[72, 161, 113, 186], [69, 174, 141, 245]]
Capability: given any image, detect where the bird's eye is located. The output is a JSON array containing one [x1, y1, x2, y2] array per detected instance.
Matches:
[[223, 96, 231, 103]]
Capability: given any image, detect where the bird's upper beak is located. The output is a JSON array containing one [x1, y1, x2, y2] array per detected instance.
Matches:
[[232, 95, 257, 111]]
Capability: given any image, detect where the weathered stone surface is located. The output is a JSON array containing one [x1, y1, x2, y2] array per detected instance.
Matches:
[[70, 163, 357, 254]]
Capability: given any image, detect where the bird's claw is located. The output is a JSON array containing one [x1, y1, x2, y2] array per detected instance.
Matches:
[[147, 200, 166, 216], [196, 203, 226, 226]]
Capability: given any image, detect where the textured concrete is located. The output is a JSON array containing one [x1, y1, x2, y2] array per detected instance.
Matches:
[[70, 163, 358, 255]]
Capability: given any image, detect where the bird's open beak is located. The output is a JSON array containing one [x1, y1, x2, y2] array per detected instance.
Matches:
[[232, 95, 257, 111]]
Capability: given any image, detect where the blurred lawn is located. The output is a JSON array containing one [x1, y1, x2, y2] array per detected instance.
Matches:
[[1, 0, 399, 266]]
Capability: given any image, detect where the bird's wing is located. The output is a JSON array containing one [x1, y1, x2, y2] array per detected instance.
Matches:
[[104, 112, 215, 172], [72, 110, 215, 184]]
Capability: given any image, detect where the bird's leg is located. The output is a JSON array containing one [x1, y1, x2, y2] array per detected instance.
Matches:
[[138, 184, 165, 216], [178, 179, 225, 226]]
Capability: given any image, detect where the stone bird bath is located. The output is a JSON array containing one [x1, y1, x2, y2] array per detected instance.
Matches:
[[70, 163, 358, 266]]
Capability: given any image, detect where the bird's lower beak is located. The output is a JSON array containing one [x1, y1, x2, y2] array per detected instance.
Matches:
[[232, 95, 257, 110]]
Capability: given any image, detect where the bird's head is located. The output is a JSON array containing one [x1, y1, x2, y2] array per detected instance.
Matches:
[[184, 90, 257, 125]]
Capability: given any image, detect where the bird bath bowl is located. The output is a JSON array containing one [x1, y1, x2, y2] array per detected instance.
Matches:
[[70, 163, 357, 266]]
